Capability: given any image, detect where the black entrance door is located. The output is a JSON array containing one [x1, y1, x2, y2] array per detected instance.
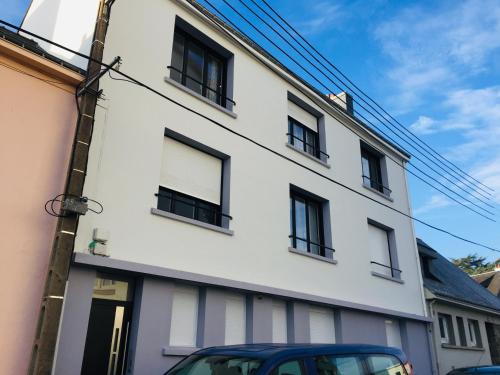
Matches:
[[82, 275, 134, 375]]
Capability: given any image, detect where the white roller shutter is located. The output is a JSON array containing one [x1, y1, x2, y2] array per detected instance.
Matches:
[[288, 101, 318, 132], [368, 224, 392, 277], [309, 306, 335, 343], [161, 137, 222, 204], [385, 320, 402, 349], [225, 294, 246, 345], [272, 300, 288, 343], [169, 285, 199, 347]]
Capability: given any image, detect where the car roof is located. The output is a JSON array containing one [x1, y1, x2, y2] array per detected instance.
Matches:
[[450, 366, 500, 374], [194, 344, 406, 362]]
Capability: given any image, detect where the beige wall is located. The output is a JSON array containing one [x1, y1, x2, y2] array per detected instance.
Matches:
[[0, 40, 82, 375]]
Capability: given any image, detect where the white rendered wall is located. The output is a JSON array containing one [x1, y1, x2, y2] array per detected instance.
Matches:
[[21, 0, 100, 69], [74, 0, 427, 318]]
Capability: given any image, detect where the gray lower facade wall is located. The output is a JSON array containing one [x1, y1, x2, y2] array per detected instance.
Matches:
[[54, 264, 434, 374]]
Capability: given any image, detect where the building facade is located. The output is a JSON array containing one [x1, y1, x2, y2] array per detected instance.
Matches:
[[418, 239, 500, 374], [23, 1, 434, 374], [0, 27, 83, 375]]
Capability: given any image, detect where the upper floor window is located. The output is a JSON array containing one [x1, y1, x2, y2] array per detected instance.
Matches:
[[157, 130, 231, 229], [170, 23, 232, 108], [287, 95, 329, 163], [367, 220, 401, 280], [290, 190, 324, 256], [361, 143, 391, 197]]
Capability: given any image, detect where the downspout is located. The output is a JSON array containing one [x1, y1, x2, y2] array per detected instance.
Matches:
[[28, 1, 115, 374]]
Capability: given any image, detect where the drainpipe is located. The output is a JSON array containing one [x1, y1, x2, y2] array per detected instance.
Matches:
[[428, 299, 440, 375], [28, 1, 114, 373]]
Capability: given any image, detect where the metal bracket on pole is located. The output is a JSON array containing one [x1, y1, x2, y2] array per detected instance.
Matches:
[[77, 56, 121, 97]]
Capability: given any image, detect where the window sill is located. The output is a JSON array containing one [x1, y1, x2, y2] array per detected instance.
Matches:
[[285, 143, 331, 168], [288, 247, 337, 264], [362, 182, 393, 202], [151, 208, 234, 236], [164, 77, 237, 119], [371, 271, 404, 284], [441, 344, 484, 351], [162, 346, 200, 356]]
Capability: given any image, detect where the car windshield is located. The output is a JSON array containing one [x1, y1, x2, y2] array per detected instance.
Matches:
[[167, 355, 264, 375]]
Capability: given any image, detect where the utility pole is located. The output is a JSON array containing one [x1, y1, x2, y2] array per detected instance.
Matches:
[[29, 1, 114, 373]]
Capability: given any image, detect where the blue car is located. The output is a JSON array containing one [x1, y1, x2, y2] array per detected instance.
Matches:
[[447, 366, 500, 374], [164, 344, 414, 375]]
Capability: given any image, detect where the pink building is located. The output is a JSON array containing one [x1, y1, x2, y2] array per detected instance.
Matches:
[[0, 27, 83, 375]]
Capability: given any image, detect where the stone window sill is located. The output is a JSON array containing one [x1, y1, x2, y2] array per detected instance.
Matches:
[[151, 208, 234, 236], [286, 143, 331, 168], [162, 346, 200, 356], [371, 271, 404, 284], [441, 344, 484, 351], [288, 247, 337, 264], [362, 182, 394, 202], [164, 77, 237, 118]]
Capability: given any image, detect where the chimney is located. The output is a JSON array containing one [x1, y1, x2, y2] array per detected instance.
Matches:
[[328, 92, 354, 116]]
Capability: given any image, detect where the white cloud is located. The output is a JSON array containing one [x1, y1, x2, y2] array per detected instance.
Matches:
[[374, 0, 500, 111], [414, 195, 454, 216], [409, 116, 437, 134], [295, 2, 345, 35]]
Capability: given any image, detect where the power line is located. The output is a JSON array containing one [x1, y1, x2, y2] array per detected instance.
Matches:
[[241, 0, 494, 203], [197, 0, 496, 219], [257, 0, 495, 195], [1, 19, 498, 253], [213, 0, 495, 210]]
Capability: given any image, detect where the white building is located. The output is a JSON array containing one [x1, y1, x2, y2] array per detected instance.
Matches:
[[23, 1, 434, 374]]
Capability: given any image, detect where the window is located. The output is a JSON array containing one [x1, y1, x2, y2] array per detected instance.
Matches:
[[368, 222, 400, 278], [270, 360, 305, 375], [438, 313, 455, 345], [170, 28, 228, 106], [170, 285, 199, 347], [290, 190, 327, 257], [225, 294, 246, 345], [158, 135, 227, 227], [309, 306, 335, 343], [366, 355, 405, 375], [456, 317, 467, 346], [361, 144, 390, 196], [272, 300, 288, 343], [385, 320, 402, 349], [315, 355, 364, 375], [167, 355, 263, 375], [468, 319, 482, 347]]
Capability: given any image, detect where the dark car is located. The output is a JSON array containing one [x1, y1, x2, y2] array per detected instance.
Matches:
[[447, 366, 500, 374], [164, 344, 414, 375]]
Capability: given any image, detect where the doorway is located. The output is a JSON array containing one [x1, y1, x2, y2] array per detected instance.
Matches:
[[81, 276, 134, 375]]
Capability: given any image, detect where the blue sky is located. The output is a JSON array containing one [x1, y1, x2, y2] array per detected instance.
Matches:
[[3, 0, 499, 261]]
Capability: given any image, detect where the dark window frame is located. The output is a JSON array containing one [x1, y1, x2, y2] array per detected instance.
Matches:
[[367, 220, 401, 279], [361, 144, 390, 196], [288, 116, 321, 159], [170, 27, 228, 107], [289, 189, 326, 257], [456, 316, 467, 346], [157, 186, 223, 227]]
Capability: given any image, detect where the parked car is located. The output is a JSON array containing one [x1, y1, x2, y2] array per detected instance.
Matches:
[[164, 344, 414, 375], [447, 366, 500, 374]]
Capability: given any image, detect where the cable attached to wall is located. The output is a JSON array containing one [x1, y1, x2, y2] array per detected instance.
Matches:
[[44, 193, 103, 217]]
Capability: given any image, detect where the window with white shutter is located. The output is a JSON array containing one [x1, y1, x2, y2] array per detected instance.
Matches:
[[225, 294, 246, 345], [385, 320, 402, 349], [272, 300, 288, 343], [158, 136, 225, 226], [309, 306, 335, 343], [368, 223, 393, 277], [169, 285, 199, 347]]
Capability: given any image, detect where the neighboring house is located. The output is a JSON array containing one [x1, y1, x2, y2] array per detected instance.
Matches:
[[0, 27, 83, 375], [23, 1, 434, 374], [473, 265, 500, 298], [418, 239, 500, 375]]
